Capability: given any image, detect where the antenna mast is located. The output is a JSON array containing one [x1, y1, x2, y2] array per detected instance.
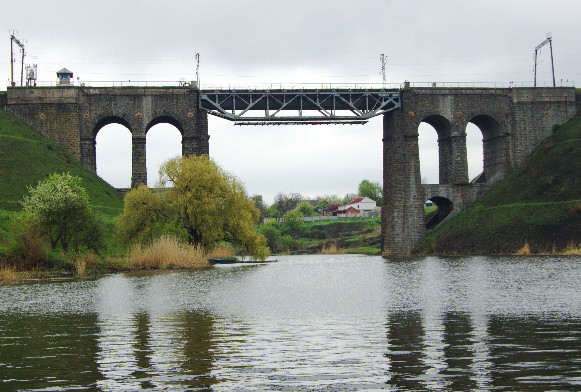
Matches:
[[534, 33, 555, 87], [380, 53, 387, 86]]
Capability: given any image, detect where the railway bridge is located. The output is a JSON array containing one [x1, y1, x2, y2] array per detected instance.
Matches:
[[4, 84, 577, 255]]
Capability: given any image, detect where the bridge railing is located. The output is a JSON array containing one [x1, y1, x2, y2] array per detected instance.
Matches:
[[200, 82, 402, 91], [12, 80, 575, 89], [403, 81, 575, 88], [22, 80, 190, 88]]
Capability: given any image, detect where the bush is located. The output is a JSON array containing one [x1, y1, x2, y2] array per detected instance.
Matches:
[[22, 173, 105, 253], [4, 215, 50, 270], [258, 223, 284, 253]]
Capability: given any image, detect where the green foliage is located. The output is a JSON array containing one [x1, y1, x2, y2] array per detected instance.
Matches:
[[265, 204, 280, 219], [258, 223, 284, 253], [283, 210, 304, 233], [295, 201, 315, 217], [0, 109, 124, 260], [250, 195, 267, 223], [22, 173, 104, 253], [273, 192, 303, 217], [313, 194, 341, 213], [117, 185, 185, 246], [257, 216, 381, 255], [4, 215, 50, 270], [120, 156, 270, 260], [341, 193, 358, 205], [358, 180, 382, 205]]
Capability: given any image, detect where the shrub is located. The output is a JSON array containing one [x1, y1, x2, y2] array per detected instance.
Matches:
[[22, 173, 104, 253], [4, 215, 49, 270]]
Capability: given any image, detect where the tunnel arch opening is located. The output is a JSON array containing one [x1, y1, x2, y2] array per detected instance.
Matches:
[[425, 196, 454, 230]]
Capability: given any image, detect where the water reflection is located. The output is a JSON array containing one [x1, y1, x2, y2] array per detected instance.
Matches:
[[0, 256, 580, 390]]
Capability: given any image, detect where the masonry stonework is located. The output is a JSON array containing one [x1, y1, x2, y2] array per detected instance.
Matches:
[[5, 86, 577, 255], [382, 87, 577, 255], [6, 86, 209, 188]]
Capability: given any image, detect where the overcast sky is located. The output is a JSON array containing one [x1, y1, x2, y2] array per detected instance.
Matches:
[[2, 0, 580, 203]]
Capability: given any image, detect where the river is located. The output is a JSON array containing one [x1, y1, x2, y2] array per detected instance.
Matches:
[[1, 255, 580, 390]]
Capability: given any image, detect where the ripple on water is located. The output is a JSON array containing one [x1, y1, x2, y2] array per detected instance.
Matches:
[[0, 255, 580, 390]]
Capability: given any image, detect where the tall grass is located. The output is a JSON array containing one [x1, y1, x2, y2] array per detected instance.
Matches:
[[563, 243, 581, 256], [0, 266, 18, 284], [514, 241, 531, 256], [205, 245, 236, 260], [321, 242, 340, 254], [126, 236, 209, 269]]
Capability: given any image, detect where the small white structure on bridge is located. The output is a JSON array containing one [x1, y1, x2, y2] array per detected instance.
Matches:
[[57, 68, 73, 85]]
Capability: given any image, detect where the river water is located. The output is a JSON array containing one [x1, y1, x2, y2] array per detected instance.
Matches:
[[1, 255, 580, 390]]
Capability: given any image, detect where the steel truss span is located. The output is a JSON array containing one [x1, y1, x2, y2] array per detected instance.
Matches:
[[199, 89, 401, 125]]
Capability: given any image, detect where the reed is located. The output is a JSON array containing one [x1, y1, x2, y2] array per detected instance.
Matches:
[[562, 243, 581, 256], [514, 241, 531, 256], [205, 245, 236, 260], [74, 253, 99, 279], [127, 236, 209, 269], [0, 266, 18, 284], [321, 242, 340, 254]]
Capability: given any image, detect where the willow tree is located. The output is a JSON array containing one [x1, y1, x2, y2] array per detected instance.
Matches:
[[120, 155, 269, 260]]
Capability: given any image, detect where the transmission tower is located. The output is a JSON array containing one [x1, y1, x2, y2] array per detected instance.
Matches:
[[380, 54, 387, 86]]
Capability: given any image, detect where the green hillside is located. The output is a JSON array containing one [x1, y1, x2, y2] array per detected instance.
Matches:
[[0, 109, 124, 248], [420, 114, 581, 254]]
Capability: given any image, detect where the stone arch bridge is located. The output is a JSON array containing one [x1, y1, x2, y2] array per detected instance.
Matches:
[[4, 85, 577, 255]]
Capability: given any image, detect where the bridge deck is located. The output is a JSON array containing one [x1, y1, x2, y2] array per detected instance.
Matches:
[[199, 89, 401, 125]]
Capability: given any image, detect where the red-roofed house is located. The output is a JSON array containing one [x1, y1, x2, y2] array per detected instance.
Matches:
[[332, 197, 378, 217]]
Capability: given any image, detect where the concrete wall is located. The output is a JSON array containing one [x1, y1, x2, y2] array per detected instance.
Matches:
[[382, 87, 577, 255], [6, 86, 209, 187]]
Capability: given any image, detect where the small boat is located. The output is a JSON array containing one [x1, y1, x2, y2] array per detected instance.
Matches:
[[208, 258, 239, 264], [208, 258, 278, 265]]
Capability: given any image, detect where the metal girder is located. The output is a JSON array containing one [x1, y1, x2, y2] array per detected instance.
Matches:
[[199, 89, 401, 125]]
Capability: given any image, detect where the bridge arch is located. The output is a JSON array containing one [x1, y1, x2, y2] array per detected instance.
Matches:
[[93, 116, 133, 188], [93, 115, 133, 137], [419, 114, 468, 185], [145, 116, 183, 186], [145, 115, 184, 135], [468, 114, 510, 183]]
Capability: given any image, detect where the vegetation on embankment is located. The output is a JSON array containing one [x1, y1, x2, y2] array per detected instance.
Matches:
[[259, 217, 382, 256], [419, 114, 581, 255], [0, 109, 125, 255], [0, 109, 252, 280]]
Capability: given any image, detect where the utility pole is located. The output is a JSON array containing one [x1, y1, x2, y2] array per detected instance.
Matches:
[[380, 53, 387, 86], [195, 52, 200, 88], [534, 33, 555, 87], [10, 32, 26, 87]]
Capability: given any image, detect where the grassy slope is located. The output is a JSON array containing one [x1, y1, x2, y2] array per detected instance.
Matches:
[[0, 109, 124, 252], [420, 114, 581, 255], [292, 217, 382, 255]]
